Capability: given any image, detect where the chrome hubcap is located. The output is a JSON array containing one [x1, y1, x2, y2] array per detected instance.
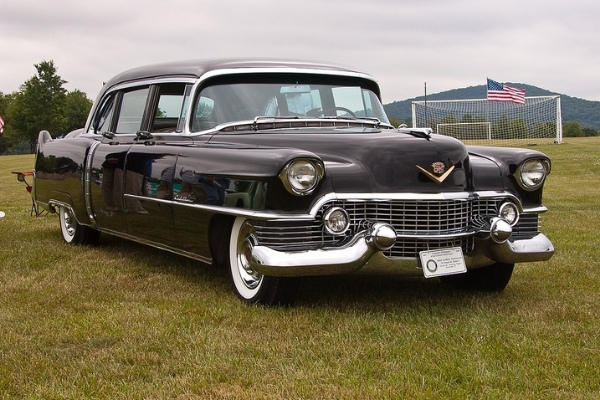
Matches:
[[236, 226, 261, 290], [62, 208, 75, 237]]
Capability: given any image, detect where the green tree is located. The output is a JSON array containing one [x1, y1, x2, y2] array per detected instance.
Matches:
[[582, 127, 598, 137], [64, 89, 93, 134], [563, 121, 583, 137], [442, 114, 458, 124], [532, 121, 556, 139], [0, 91, 19, 153], [8, 60, 67, 152], [508, 118, 528, 139]]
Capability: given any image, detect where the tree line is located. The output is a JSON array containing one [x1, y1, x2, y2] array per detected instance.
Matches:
[[0, 60, 92, 154]]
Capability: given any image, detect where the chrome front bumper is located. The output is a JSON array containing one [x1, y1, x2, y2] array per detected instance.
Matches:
[[249, 222, 554, 277]]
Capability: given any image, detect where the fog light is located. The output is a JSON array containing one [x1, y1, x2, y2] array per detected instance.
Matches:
[[323, 207, 350, 236], [499, 202, 519, 226]]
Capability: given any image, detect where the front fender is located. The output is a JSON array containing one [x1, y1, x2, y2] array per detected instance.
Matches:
[[468, 145, 551, 205], [172, 143, 330, 212]]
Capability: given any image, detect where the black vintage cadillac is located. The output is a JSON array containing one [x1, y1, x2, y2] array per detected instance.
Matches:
[[33, 59, 554, 305]]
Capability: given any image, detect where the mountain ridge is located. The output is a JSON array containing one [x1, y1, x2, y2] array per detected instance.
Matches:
[[383, 84, 600, 130]]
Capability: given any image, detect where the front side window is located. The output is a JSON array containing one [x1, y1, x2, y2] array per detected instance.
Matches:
[[191, 76, 390, 132], [90, 94, 116, 134]]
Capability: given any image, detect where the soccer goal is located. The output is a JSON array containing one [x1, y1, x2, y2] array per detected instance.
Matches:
[[412, 96, 562, 146]]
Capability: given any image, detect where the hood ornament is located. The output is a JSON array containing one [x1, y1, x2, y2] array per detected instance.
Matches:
[[416, 162, 455, 184]]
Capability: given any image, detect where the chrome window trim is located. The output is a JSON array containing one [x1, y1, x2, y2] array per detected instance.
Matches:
[[86, 77, 198, 136], [197, 67, 377, 85], [186, 67, 382, 136], [108, 77, 198, 92]]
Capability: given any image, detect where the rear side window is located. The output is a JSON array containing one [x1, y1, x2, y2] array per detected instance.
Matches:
[[115, 87, 150, 134], [151, 83, 189, 133]]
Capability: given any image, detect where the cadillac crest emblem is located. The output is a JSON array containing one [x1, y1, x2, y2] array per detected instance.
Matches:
[[415, 161, 455, 184], [431, 162, 446, 174]]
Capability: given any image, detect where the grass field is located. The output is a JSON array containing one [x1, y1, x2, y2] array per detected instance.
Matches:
[[1, 138, 599, 399]]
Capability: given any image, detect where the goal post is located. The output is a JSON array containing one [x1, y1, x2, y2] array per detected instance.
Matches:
[[437, 122, 492, 140], [412, 96, 562, 146]]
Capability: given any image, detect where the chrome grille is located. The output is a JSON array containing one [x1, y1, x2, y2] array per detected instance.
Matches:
[[253, 197, 541, 258], [332, 199, 471, 234], [473, 198, 503, 215], [253, 220, 334, 250], [385, 236, 474, 258], [513, 213, 540, 236]]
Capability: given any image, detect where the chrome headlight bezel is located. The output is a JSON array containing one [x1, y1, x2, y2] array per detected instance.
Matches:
[[279, 158, 324, 196], [515, 158, 550, 191]]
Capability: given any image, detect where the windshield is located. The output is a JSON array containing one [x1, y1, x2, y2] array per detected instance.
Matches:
[[191, 78, 390, 132]]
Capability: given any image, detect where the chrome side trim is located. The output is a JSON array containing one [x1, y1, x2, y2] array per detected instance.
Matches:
[[125, 194, 315, 221], [96, 227, 213, 265], [522, 205, 548, 214], [84, 140, 101, 229], [126, 190, 539, 223]]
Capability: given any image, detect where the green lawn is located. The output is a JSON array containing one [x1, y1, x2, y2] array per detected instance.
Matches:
[[1, 138, 599, 399]]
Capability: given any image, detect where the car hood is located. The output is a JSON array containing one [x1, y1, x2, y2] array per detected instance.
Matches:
[[207, 128, 474, 193]]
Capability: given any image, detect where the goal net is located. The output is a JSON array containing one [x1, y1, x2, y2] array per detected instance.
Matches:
[[412, 96, 562, 146]]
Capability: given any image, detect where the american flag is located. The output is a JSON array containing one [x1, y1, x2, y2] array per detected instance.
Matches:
[[0, 115, 4, 135], [487, 78, 526, 104]]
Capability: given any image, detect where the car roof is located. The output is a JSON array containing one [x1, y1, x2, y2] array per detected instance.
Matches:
[[101, 58, 377, 92]]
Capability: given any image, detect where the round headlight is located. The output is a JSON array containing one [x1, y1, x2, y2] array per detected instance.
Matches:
[[519, 159, 547, 189], [280, 159, 324, 195], [323, 207, 350, 236], [498, 202, 519, 226]]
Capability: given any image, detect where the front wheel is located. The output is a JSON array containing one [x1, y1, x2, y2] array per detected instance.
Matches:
[[228, 217, 298, 306], [59, 206, 100, 245], [440, 262, 515, 292]]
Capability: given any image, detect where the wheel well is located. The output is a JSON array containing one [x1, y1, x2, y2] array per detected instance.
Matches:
[[209, 214, 235, 268]]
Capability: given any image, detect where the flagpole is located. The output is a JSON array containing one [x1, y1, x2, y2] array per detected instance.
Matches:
[[424, 82, 427, 129]]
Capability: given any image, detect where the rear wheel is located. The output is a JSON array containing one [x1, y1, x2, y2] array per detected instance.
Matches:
[[59, 206, 100, 245], [440, 262, 514, 292], [228, 217, 298, 306]]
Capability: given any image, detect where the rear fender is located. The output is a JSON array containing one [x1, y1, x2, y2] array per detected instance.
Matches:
[[34, 130, 97, 226]]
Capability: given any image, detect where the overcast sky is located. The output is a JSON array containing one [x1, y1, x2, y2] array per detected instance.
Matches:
[[1, 0, 599, 104]]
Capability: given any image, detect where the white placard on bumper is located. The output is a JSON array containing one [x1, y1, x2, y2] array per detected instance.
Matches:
[[419, 247, 467, 278]]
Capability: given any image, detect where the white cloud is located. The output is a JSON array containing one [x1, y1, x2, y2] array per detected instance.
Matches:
[[2, 0, 600, 103]]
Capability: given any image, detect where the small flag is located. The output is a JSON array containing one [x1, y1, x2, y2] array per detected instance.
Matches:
[[0, 115, 5, 135], [487, 78, 525, 104]]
